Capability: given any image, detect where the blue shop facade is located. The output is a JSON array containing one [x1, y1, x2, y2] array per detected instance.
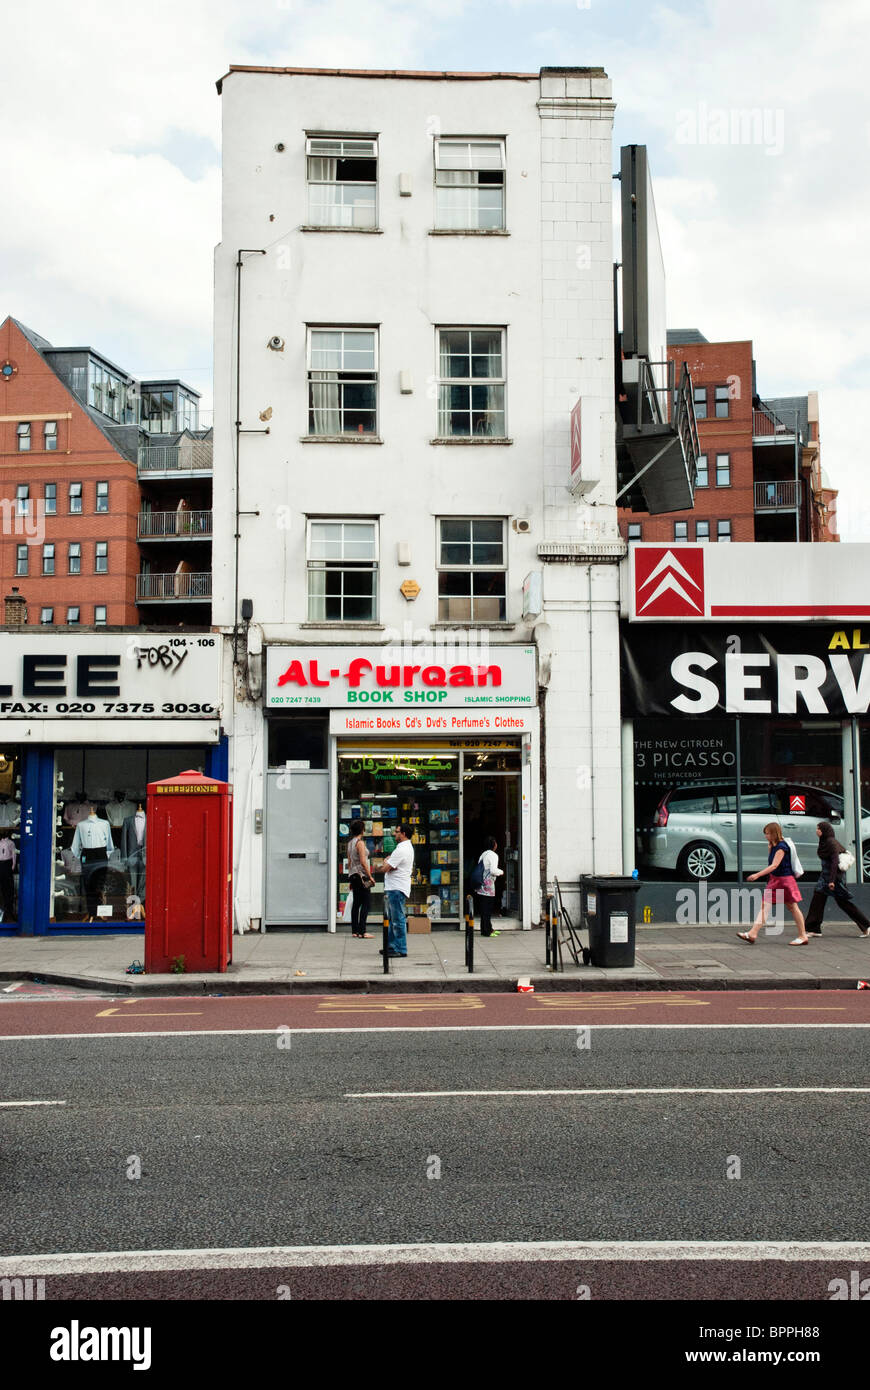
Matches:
[[0, 632, 224, 935]]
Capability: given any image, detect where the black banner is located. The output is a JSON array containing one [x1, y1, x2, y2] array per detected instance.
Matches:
[[621, 624, 870, 719]]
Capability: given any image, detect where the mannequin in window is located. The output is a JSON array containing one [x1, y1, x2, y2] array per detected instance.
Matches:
[[0, 794, 20, 829], [121, 803, 146, 900], [63, 792, 91, 827], [71, 804, 114, 921], [104, 790, 136, 829], [0, 828, 16, 920]]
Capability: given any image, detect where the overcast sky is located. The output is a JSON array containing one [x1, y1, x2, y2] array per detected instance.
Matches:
[[2, 0, 866, 537]]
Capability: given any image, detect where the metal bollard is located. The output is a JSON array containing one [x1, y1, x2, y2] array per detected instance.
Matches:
[[382, 906, 390, 974], [465, 894, 475, 974]]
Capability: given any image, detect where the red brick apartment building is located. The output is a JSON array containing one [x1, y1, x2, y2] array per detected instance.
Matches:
[[0, 317, 213, 628], [618, 329, 838, 546]]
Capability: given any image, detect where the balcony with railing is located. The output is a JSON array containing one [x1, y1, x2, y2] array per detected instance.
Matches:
[[136, 572, 212, 602], [137, 438, 213, 478], [137, 510, 212, 541], [753, 405, 800, 444], [755, 479, 801, 511]]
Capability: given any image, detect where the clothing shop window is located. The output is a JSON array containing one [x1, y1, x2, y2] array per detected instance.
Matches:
[[16, 545, 27, 577], [17, 422, 31, 451], [695, 453, 708, 488], [307, 328, 377, 436], [67, 606, 80, 625], [437, 517, 506, 621], [16, 484, 29, 515], [44, 483, 57, 515], [96, 482, 109, 513], [436, 328, 505, 438], [40, 607, 53, 625], [307, 518, 378, 622], [95, 541, 108, 573], [716, 453, 731, 487], [51, 746, 204, 923], [44, 420, 58, 450], [68, 543, 81, 576], [695, 520, 710, 542], [94, 605, 107, 626], [434, 139, 505, 230], [627, 523, 642, 543], [306, 136, 378, 229], [717, 520, 732, 542], [674, 520, 688, 541], [42, 543, 55, 576], [693, 386, 707, 420], [69, 482, 82, 514]]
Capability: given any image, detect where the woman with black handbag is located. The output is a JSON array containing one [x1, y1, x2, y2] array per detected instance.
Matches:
[[804, 821, 870, 937]]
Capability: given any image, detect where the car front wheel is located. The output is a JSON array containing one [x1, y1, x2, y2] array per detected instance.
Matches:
[[678, 842, 725, 881]]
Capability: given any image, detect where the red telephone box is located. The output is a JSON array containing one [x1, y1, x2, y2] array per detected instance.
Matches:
[[145, 770, 233, 973]]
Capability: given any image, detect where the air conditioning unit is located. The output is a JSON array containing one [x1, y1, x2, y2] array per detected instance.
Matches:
[[512, 518, 531, 534]]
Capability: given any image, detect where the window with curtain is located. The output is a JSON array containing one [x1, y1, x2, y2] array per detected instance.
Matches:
[[434, 139, 505, 230], [437, 328, 505, 437], [307, 519, 378, 622], [307, 136, 377, 228], [307, 329, 377, 436]]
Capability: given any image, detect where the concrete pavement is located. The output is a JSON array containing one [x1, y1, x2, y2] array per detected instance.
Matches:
[[1, 921, 869, 994]]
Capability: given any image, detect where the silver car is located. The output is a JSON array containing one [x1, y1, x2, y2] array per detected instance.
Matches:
[[638, 781, 870, 881]]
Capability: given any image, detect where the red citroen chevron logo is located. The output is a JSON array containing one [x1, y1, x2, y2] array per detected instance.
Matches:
[[635, 546, 705, 618]]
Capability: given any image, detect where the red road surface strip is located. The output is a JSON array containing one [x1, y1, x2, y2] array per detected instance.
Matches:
[[0, 990, 868, 1036]]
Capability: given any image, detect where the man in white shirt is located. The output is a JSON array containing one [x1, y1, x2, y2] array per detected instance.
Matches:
[[376, 824, 414, 958]]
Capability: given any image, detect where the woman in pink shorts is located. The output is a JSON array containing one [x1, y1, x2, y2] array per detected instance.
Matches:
[[737, 821, 808, 946]]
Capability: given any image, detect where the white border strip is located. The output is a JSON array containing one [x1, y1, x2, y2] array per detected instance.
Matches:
[[3, 1241, 870, 1277], [345, 1086, 870, 1099], [2, 1022, 870, 1042], [0, 1099, 66, 1107]]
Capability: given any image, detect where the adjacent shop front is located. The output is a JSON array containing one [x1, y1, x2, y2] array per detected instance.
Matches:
[[621, 543, 870, 919], [0, 633, 224, 934], [263, 645, 538, 929]]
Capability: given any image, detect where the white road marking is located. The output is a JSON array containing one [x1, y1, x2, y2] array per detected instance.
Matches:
[[346, 1086, 870, 1099], [0, 1099, 67, 1107], [1, 1022, 870, 1042], [2, 1241, 869, 1276]]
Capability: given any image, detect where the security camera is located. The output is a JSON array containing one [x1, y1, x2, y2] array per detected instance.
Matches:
[[267, 336, 285, 352]]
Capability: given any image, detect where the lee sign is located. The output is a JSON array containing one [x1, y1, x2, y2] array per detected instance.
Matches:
[[266, 645, 537, 708], [0, 634, 221, 719]]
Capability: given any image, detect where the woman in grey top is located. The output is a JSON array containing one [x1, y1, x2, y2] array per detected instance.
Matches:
[[347, 818, 375, 938]]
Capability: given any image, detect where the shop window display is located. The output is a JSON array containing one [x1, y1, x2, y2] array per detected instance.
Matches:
[[338, 753, 460, 924], [0, 750, 22, 923], [52, 747, 204, 922]]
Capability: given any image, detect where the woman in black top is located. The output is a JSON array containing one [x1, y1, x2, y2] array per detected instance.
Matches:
[[804, 821, 870, 937]]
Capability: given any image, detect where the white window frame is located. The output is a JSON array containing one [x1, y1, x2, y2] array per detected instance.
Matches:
[[436, 517, 507, 623], [94, 605, 107, 626], [17, 422, 31, 452], [436, 327, 506, 439], [40, 607, 54, 625], [306, 518, 379, 623], [66, 606, 80, 625], [69, 482, 82, 514], [306, 135, 378, 229], [434, 138, 506, 231], [307, 327, 379, 437], [715, 453, 731, 487], [16, 483, 29, 516]]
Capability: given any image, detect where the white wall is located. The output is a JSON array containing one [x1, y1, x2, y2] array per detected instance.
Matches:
[[214, 68, 625, 927]]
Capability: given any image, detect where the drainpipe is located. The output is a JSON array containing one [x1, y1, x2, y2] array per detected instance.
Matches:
[[233, 249, 266, 667], [587, 563, 596, 873]]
